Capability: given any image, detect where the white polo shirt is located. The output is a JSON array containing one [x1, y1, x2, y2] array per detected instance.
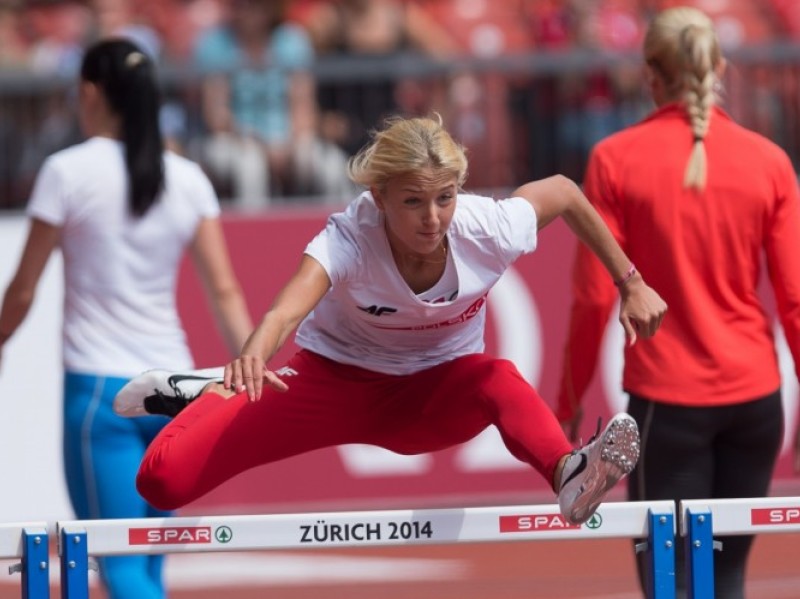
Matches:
[[296, 191, 538, 375]]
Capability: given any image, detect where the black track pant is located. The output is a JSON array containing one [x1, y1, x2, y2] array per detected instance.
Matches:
[[627, 390, 783, 599]]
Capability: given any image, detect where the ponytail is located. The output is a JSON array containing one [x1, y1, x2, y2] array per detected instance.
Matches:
[[679, 25, 716, 190], [643, 7, 723, 191], [80, 39, 164, 216]]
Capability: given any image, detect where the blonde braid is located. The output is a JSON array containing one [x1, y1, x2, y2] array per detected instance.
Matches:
[[644, 7, 723, 191], [680, 25, 716, 189]]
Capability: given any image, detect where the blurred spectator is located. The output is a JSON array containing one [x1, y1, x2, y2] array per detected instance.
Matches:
[[419, 0, 533, 57], [558, 0, 646, 173], [89, 0, 161, 59], [137, 0, 226, 65], [305, 0, 458, 60], [421, 0, 539, 188], [191, 0, 352, 207], [9, 1, 91, 208], [509, 0, 647, 181], [507, 0, 573, 181], [770, 0, 800, 39], [527, 0, 573, 50], [0, 2, 29, 209], [24, 0, 91, 77], [302, 0, 460, 157], [0, 1, 28, 68]]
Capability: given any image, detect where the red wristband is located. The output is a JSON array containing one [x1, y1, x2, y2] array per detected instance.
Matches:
[[614, 264, 637, 287]]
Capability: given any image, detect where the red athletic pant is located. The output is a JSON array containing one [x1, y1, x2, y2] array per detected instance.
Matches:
[[137, 350, 573, 510]]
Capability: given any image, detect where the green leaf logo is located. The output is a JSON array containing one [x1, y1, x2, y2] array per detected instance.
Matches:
[[215, 526, 233, 543], [585, 514, 603, 529]]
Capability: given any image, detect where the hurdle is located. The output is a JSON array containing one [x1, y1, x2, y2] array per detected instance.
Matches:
[[1, 521, 50, 599], [56, 500, 676, 598], [680, 496, 800, 598]]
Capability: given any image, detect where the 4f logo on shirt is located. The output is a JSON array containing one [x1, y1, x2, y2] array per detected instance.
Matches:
[[274, 367, 298, 377], [358, 305, 397, 317]]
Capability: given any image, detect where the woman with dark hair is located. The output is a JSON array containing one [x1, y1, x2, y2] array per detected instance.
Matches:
[[0, 38, 252, 598]]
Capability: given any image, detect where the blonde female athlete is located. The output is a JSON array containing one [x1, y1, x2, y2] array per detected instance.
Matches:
[[115, 114, 667, 526], [557, 7, 800, 597]]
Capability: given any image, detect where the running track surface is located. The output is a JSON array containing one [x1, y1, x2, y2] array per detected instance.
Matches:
[[1, 533, 798, 598]]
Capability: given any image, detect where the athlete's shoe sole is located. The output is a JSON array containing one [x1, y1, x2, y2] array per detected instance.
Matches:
[[558, 413, 640, 525]]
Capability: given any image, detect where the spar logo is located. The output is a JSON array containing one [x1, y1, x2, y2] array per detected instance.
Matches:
[[585, 513, 603, 529], [129, 526, 213, 545], [751, 507, 800, 526], [499, 513, 582, 533]]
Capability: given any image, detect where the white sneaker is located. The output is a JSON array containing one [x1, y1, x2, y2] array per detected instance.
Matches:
[[557, 413, 640, 525], [113, 369, 222, 418]]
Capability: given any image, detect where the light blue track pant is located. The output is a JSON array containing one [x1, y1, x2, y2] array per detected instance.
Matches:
[[63, 372, 171, 599]]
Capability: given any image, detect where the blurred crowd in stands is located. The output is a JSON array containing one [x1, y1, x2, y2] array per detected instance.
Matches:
[[1, 0, 799, 209]]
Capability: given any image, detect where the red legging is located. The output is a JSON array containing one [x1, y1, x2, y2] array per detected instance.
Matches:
[[137, 350, 572, 510]]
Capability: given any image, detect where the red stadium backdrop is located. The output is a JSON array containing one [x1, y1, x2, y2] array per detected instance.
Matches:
[[175, 207, 799, 516]]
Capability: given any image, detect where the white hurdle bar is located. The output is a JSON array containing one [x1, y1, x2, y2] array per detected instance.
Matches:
[[58, 500, 676, 599], [680, 496, 800, 598], [0, 522, 50, 599]]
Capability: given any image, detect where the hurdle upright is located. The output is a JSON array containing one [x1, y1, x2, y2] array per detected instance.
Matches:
[[680, 496, 800, 598], [57, 499, 676, 598], [0, 521, 50, 599]]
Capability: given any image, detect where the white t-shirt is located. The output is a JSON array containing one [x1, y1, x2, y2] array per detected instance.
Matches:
[[26, 137, 220, 377], [296, 191, 538, 375]]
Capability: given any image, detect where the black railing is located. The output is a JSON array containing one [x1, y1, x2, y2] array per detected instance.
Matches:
[[1, 44, 799, 210]]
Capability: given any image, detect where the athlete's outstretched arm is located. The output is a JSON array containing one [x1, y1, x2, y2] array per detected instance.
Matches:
[[512, 175, 667, 346], [0, 218, 60, 371], [224, 255, 331, 401]]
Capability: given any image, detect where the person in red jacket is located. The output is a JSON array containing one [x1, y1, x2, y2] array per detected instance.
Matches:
[[556, 6, 800, 598]]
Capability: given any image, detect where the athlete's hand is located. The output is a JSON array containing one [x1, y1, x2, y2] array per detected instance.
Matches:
[[618, 275, 667, 346], [224, 354, 288, 402]]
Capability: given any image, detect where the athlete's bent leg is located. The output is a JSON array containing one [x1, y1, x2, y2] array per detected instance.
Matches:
[[137, 351, 434, 510], [369, 355, 637, 524], [367, 355, 572, 486]]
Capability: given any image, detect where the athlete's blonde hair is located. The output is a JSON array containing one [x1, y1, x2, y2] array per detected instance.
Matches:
[[644, 7, 723, 190], [348, 114, 468, 190]]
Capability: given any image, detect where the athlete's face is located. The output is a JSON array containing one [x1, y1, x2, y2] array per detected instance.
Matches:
[[373, 168, 457, 259]]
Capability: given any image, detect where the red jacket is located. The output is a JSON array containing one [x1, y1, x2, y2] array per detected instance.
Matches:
[[557, 103, 800, 420]]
